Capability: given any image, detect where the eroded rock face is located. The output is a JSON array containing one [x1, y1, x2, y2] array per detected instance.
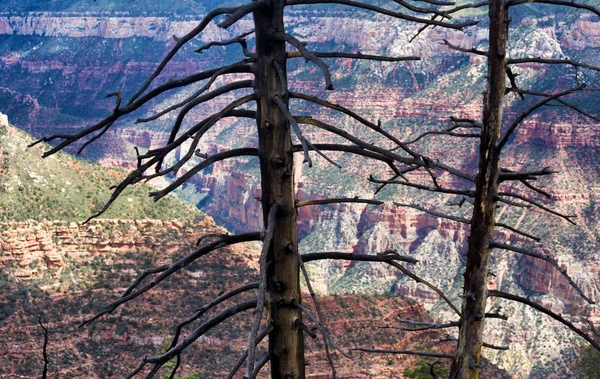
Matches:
[[0, 217, 220, 280]]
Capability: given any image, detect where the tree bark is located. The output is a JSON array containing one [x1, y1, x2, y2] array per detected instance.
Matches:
[[449, 1, 508, 378], [254, 1, 306, 378]]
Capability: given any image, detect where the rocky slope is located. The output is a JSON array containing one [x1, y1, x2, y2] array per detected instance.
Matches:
[[1, 2, 599, 378]]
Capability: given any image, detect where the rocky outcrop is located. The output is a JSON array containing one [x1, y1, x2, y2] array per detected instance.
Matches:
[[0, 217, 221, 280]]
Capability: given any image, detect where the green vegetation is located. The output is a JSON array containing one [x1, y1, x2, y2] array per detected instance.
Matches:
[[0, 124, 203, 222]]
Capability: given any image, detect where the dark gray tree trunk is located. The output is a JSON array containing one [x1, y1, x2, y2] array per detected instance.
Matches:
[[254, 2, 306, 378], [449, 1, 508, 378]]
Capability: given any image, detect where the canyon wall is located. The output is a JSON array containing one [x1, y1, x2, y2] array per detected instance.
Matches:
[[1, 5, 599, 378]]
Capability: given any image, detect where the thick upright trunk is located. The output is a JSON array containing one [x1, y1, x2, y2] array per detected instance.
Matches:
[[449, 2, 508, 378], [253, 2, 306, 378]]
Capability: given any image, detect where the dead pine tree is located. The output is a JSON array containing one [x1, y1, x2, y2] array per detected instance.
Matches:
[[368, 1, 600, 378], [32, 1, 477, 378], [450, 2, 600, 378]]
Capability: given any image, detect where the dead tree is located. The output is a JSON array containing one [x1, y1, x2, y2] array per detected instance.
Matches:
[[32, 1, 476, 378], [369, 1, 600, 378]]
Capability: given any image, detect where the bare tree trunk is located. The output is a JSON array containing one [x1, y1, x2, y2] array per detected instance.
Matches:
[[254, 2, 306, 378], [449, 1, 508, 378]]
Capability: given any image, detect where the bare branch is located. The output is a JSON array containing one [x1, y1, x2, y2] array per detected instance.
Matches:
[[498, 167, 557, 182], [251, 354, 270, 378], [508, 88, 600, 123], [443, 39, 487, 56], [519, 180, 552, 199], [494, 221, 541, 242], [498, 85, 585, 150], [135, 73, 254, 124], [150, 148, 259, 201], [290, 92, 419, 158], [350, 347, 453, 359], [292, 143, 398, 170], [273, 95, 313, 166], [414, 0, 455, 5], [227, 326, 272, 379], [293, 245, 337, 378], [292, 299, 372, 374], [490, 242, 594, 304], [31, 64, 253, 157], [498, 191, 576, 224], [507, 57, 600, 72], [296, 197, 384, 208], [38, 315, 49, 379], [369, 176, 474, 197], [400, 320, 461, 331], [286, 0, 479, 29], [489, 290, 600, 351], [125, 299, 258, 379], [393, 202, 470, 224], [166, 282, 259, 352], [296, 117, 474, 182], [391, 0, 452, 18], [275, 32, 334, 90], [506, 0, 600, 16], [393, 201, 538, 240], [219, 1, 267, 28], [302, 251, 419, 265], [126, 5, 249, 105], [246, 204, 278, 379], [387, 261, 461, 316], [449, 116, 483, 129], [195, 29, 255, 57], [443, 1, 490, 14], [80, 232, 262, 327], [152, 94, 258, 176], [405, 130, 480, 145], [288, 51, 420, 62], [295, 319, 318, 339]]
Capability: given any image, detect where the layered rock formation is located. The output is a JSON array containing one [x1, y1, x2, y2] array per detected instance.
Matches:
[[0, 218, 218, 279]]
